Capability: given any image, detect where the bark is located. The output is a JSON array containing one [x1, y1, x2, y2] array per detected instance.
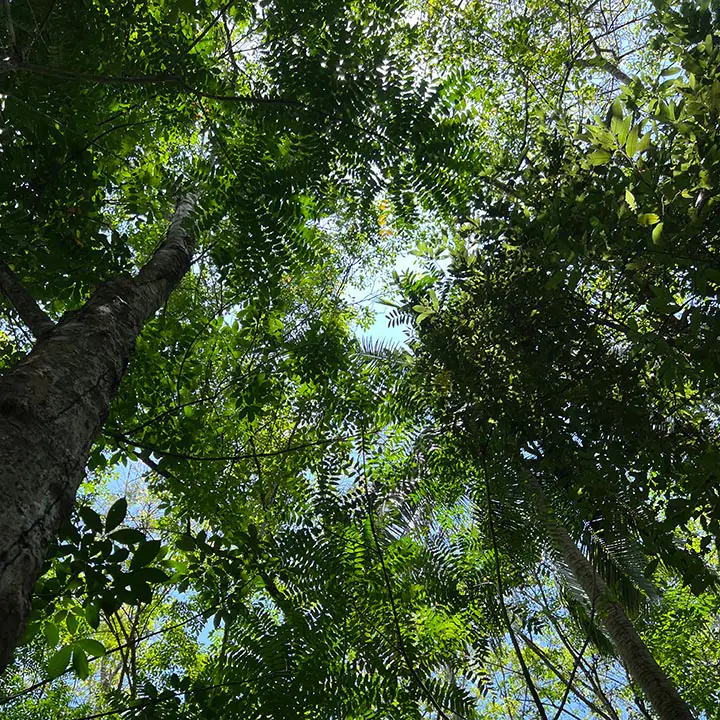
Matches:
[[575, 57, 633, 85], [0, 259, 55, 340], [0, 194, 195, 672], [532, 482, 694, 720]]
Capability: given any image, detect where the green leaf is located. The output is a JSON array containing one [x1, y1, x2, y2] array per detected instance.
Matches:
[[167, 559, 189, 578], [128, 581, 154, 605], [132, 567, 170, 584], [76, 638, 106, 658], [652, 221, 664, 244], [176, 534, 196, 551], [20, 621, 41, 646], [544, 271, 564, 290], [131, 540, 162, 569], [587, 149, 612, 166], [48, 646, 72, 678], [44, 622, 60, 647], [110, 528, 146, 545], [72, 648, 89, 679], [611, 111, 631, 144], [625, 126, 639, 157], [377, 297, 402, 308], [638, 213, 660, 226], [79, 506, 103, 534], [105, 498, 128, 532], [85, 603, 101, 630], [636, 132, 651, 155]]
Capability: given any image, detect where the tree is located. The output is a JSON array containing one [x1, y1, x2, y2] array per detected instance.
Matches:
[[1, 0, 719, 717], [0, 192, 196, 671], [383, 2, 720, 717], [0, 0, 459, 671]]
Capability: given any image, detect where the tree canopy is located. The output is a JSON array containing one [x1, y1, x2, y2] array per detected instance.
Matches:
[[1, 0, 719, 718]]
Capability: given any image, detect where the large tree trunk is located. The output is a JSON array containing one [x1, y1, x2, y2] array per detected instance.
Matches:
[[534, 482, 693, 720], [0, 195, 196, 672]]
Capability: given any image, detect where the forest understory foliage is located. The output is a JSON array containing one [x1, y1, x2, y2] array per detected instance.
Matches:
[[0, 0, 719, 718]]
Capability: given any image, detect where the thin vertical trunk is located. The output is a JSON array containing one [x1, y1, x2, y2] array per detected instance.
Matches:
[[532, 481, 693, 720], [0, 195, 196, 672]]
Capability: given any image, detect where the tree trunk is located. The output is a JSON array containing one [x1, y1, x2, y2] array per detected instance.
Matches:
[[534, 483, 694, 720], [0, 195, 196, 672]]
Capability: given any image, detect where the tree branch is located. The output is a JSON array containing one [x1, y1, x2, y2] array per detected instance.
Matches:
[[111, 431, 356, 463], [360, 428, 453, 720], [575, 56, 632, 85], [136, 193, 197, 286], [0, 259, 55, 340], [0, 600, 222, 703], [8, 62, 299, 106], [517, 630, 615, 720], [481, 450, 550, 720], [2, 0, 16, 54]]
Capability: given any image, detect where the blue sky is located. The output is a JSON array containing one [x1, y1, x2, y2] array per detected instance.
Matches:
[[350, 250, 425, 346]]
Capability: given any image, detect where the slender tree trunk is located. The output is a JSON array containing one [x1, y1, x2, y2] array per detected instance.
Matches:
[[0, 195, 196, 672], [532, 482, 694, 720]]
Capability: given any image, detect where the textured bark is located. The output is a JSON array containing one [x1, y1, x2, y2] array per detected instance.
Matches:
[[0, 195, 195, 672], [533, 482, 693, 720], [0, 259, 55, 340]]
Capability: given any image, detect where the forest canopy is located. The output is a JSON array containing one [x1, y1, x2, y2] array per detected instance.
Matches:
[[0, 0, 719, 718]]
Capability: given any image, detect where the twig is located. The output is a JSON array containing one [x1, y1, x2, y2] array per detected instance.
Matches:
[[9, 62, 299, 106], [551, 629, 595, 720], [552, 544, 599, 720], [480, 447, 549, 720], [111, 432, 357, 463], [26, 0, 57, 54], [1, 602, 221, 703], [181, 0, 235, 58], [360, 427, 455, 720], [3, 0, 16, 53], [63, 675, 286, 720], [517, 630, 614, 720]]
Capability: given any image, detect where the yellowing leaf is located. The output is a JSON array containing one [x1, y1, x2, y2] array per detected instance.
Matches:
[[652, 221, 664, 244], [625, 188, 637, 210]]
